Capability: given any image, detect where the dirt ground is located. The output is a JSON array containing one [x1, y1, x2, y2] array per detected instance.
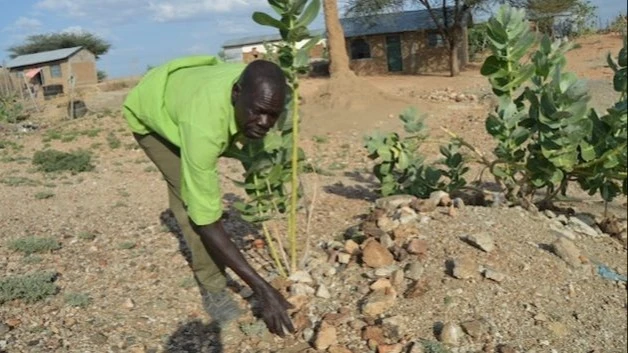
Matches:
[[0, 34, 626, 353]]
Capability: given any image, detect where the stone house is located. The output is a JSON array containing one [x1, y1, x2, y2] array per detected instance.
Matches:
[[341, 8, 472, 75], [5, 46, 98, 98]]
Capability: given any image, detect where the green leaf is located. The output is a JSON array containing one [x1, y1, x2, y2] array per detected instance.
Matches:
[[549, 168, 565, 186], [480, 56, 506, 76], [297, 0, 320, 27], [263, 133, 282, 152], [540, 35, 552, 55], [579, 141, 596, 162], [486, 115, 504, 137], [511, 127, 530, 146], [268, 0, 285, 15], [619, 46, 627, 67], [292, 0, 308, 14], [607, 53, 619, 72], [613, 68, 627, 93], [252, 12, 287, 30]]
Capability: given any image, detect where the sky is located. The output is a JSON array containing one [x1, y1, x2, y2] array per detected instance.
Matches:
[[1, 0, 626, 79]]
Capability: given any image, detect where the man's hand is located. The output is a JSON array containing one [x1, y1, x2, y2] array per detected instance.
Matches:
[[257, 284, 295, 336], [191, 219, 295, 336]]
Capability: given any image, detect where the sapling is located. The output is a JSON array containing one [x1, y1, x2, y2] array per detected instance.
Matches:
[[230, 0, 321, 277]]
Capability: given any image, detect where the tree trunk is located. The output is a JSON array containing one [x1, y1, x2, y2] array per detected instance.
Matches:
[[449, 36, 460, 77], [323, 0, 353, 77]]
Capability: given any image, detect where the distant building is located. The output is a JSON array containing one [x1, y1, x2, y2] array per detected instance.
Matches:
[[221, 29, 327, 64], [5, 46, 98, 98], [221, 8, 472, 76], [340, 7, 471, 75]]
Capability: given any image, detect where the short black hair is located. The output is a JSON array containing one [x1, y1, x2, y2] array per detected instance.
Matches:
[[238, 60, 287, 96]]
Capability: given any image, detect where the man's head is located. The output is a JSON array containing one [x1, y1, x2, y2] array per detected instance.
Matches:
[[232, 60, 287, 140]]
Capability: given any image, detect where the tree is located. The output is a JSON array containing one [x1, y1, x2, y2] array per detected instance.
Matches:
[[502, 0, 594, 38], [323, 0, 354, 77], [8, 31, 111, 59], [345, 0, 489, 77]]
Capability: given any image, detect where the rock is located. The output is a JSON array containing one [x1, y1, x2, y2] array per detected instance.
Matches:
[[453, 198, 465, 209], [551, 237, 585, 268], [405, 279, 430, 299], [465, 233, 495, 252], [303, 328, 315, 342], [378, 344, 404, 353], [483, 269, 506, 283], [362, 287, 397, 317], [395, 206, 418, 225], [362, 326, 386, 345], [337, 253, 351, 264], [574, 213, 597, 227], [408, 341, 425, 353], [547, 322, 568, 338], [362, 222, 388, 239], [391, 269, 405, 288], [345, 240, 360, 255], [291, 283, 316, 296], [380, 233, 395, 249], [452, 258, 478, 279], [375, 195, 416, 212], [375, 264, 400, 277], [370, 278, 393, 291], [316, 284, 331, 299], [460, 320, 484, 339], [128, 345, 147, 353], [406, 239, 428, 257], [289, 270, 314, 284], [329, 346, 353, 353], [439, 322, 463, 346], [377, 215, 399, 233], [409, 198, 438, 213], [405, 262, 424, 281], [362, 239, 395, 268], [0, 324, 9, 336], [430, 191, 451, 206], [544, 210, 557, 219], [568, 217, 600, 237], [550, 225, 578, 240], [123, 298, 135, 309], [313, 321, 337, 350]]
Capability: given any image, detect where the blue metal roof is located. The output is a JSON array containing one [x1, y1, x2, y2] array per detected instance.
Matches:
[[6, 46, 83, 69], [222, 8, 470, 48], [340, 7, 471, 38]]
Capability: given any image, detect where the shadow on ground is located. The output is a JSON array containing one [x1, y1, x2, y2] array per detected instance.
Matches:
[[163, 320, 223, 353], [322, 170, 380, 201]]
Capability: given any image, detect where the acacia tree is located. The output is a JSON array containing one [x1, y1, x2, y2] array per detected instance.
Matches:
[[8, 32, 111, 59], [504, 0, 596, 38], [345, 0, 490, 77]]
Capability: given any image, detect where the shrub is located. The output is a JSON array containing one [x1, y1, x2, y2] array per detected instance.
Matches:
[[0, 271, 59, 304], [64, 292, 91, 308], [32, 149, 95, 174], [8, 236, 61, 255]]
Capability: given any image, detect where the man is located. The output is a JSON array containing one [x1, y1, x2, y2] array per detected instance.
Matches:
[[122, 56, 295, 337]]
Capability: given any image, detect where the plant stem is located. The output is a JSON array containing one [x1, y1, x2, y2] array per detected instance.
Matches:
[[288, 12, 300, 274], [249, 145, 286, 277]]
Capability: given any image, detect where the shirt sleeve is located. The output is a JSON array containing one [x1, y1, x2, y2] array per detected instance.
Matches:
[[178, 98, 229, 226]]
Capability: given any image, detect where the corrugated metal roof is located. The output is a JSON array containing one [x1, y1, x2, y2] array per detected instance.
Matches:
[[222, 8, 471, 48], [222, 29, 326, 48], [341, 7, 471, 38], [6, 46, 83, 69]]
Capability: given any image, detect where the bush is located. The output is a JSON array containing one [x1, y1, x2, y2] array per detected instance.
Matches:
[[0, 94, 25, 123], [8, 236, 61, 255], [64, 292, 91, 308], [32, 149, 95, 174], [0, 271, 59, 304]]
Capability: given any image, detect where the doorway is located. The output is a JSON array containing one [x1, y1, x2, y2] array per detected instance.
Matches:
[[386, 35, 403, 73]]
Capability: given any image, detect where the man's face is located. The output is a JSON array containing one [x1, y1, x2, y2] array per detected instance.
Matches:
[[232, 82, 285, 140]]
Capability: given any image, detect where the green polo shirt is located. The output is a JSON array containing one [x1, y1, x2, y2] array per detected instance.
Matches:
[[122, 56, 246, 226]]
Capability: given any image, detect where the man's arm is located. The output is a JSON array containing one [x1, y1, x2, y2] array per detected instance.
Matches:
[[191, 220, 295, 336]]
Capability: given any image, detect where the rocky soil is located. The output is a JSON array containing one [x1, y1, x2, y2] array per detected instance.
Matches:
[[1, 33, 626, 353]]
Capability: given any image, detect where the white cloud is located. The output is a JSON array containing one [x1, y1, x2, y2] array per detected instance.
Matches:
[[149, 0, 267, 22], [3, 17, 43, 33], [34, 0, 270, 24]]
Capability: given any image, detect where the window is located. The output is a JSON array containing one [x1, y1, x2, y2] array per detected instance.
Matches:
[[428, 33, 445, 48], [350, 38, 371, 59], [50, 64, 62, 78]]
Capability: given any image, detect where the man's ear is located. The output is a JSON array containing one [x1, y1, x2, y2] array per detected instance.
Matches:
[[231, 83, 241, 105]]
